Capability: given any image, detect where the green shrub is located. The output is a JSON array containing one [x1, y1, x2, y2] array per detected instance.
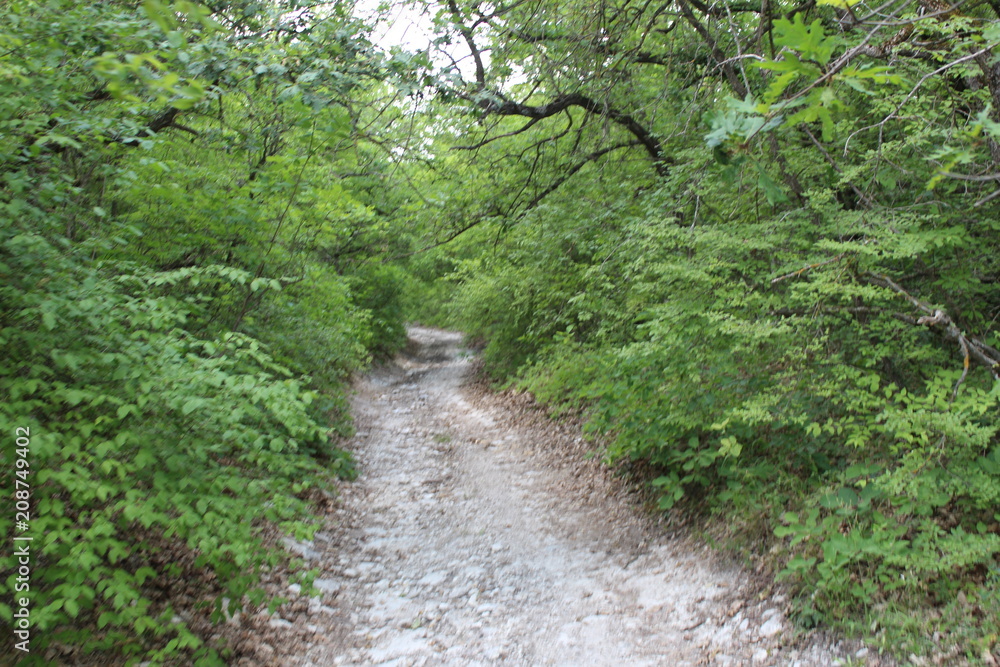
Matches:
[[0, 217, 352, 662]]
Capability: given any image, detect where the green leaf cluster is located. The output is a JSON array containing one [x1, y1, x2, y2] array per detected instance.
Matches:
[[0, 0, 414, 661]]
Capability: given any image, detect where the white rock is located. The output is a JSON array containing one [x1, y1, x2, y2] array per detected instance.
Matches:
[[281, 537, 321, 560], [419, 571, 447, 586], [759, 617, 783, 638]]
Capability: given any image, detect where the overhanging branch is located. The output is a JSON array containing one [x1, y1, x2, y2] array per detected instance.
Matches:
[[475, 93, 670, 177], [517, 141, 641, 213]]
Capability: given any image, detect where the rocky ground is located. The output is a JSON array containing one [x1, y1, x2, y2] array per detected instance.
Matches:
[[218, 326, 886, 666]]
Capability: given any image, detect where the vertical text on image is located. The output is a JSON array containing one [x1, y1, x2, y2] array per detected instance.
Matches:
[[13, 426, 32, 653]]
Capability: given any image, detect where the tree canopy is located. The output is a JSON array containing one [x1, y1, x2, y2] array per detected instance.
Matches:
[[2, 0, 999, 662]]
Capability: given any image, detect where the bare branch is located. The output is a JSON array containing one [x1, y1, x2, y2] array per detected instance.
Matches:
[[802, 127, 875, 208], [771, 253, 852, 284], [677, 0, 748, 99], [447, 0, 487, 87], [171, 123, 201, 137], [452, 117, 543, 150], [862, 271, 1000, 380], [518, 141, 641, 213], [394, 142, 639, 259], [940, 171, 1000, 182], [475, 92, 670, 177]]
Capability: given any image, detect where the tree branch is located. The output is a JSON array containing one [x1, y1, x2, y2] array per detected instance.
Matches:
[[475, 92, 670, 177], [452, 117, 543, 150], [517, 141, 641, 213], [677, 0, 749, 99], [448, 0, 487, 87], [862, 271, 1000, 380], [771, 252, 852, 283]]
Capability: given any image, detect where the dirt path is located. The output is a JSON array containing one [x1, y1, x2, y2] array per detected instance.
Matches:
[[293, 327, 863, 666]]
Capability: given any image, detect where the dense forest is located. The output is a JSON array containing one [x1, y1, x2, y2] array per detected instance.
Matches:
[[1, 0, 999, 663]]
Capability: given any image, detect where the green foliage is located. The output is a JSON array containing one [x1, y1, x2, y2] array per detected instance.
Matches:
[[429, 0, 1000, 657], [347, 263, 409, 358], [450, 165, 1000, 654], [0, 203, 338, 661], [401, 250, 465, 327], [0, 0, 412, 661], [6, 0, 1000, 661]]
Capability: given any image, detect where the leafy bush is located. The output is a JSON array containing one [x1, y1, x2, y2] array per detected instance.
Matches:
[[0, 0, 403, 661], [0, 213, 350, 661], [447, 141, 1000, 657], [346, 263, 409, 358]]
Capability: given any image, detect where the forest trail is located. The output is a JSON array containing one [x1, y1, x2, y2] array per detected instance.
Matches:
[[295, 327, 859, 666]]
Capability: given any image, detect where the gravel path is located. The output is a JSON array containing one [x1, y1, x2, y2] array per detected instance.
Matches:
[[291, 327, 863, 666]]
